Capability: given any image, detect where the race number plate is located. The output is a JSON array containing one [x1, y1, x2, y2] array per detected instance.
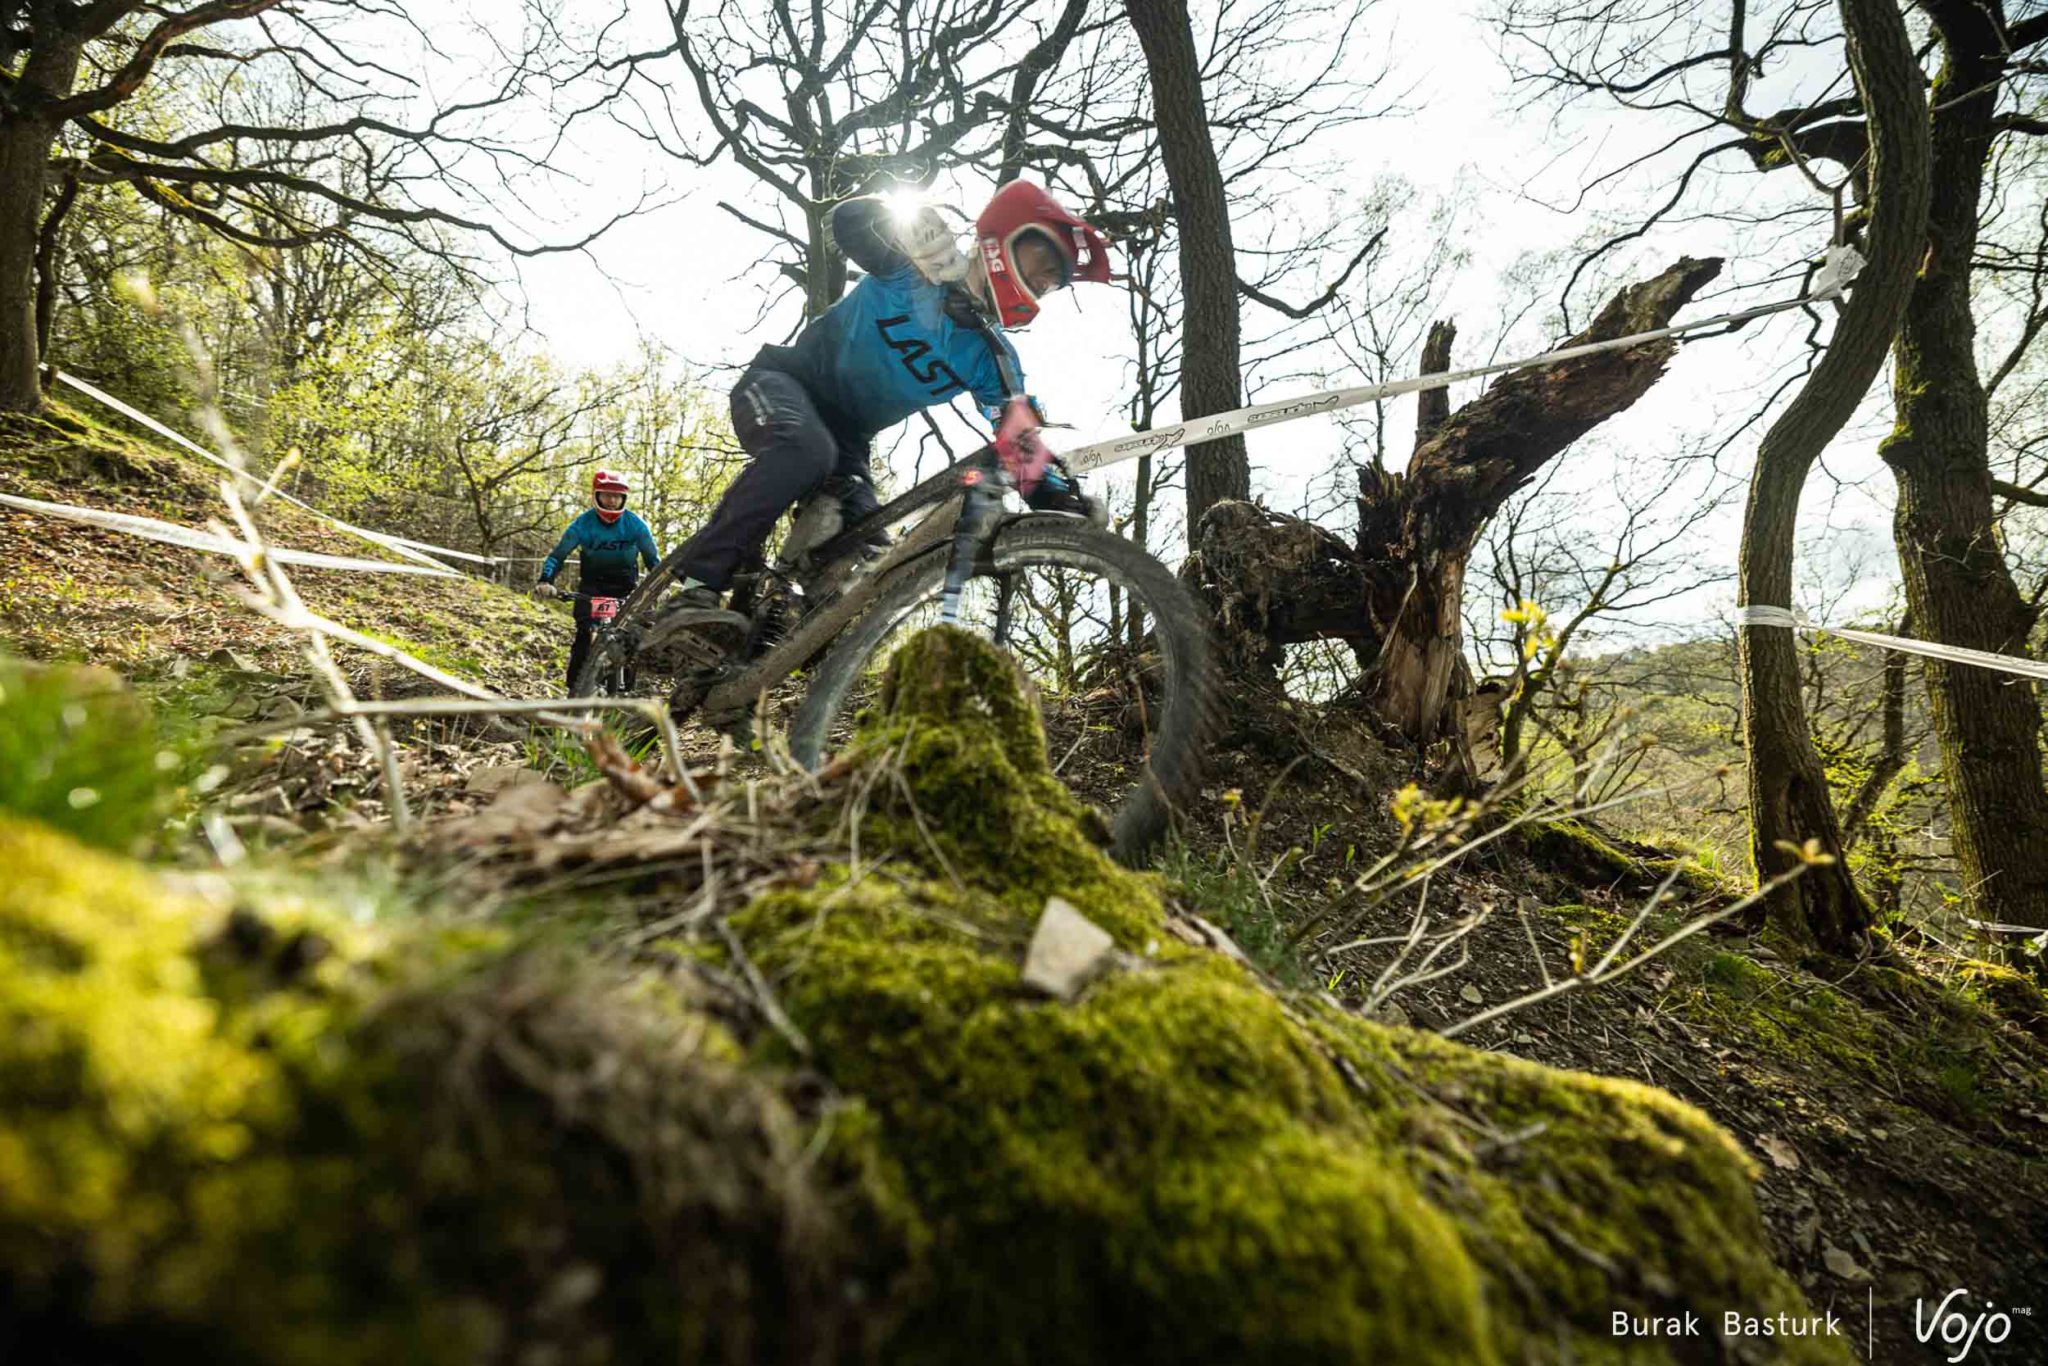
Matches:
[[590, 596, 621, 622]]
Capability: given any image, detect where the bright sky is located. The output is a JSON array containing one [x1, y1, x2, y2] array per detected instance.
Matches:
[[430, 0, 1920, 642]]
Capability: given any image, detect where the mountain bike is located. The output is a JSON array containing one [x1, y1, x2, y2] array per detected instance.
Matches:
[[570, 446, 1215, 863], [568, 591, 632, 697]]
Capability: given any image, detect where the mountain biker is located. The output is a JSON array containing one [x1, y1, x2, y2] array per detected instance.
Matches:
[[664, 178, 1113, 610], [533, 470, 661, 689]]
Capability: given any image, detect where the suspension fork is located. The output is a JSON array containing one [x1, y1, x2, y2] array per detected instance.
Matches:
[[940, 465, 1010, 625], [992, 572, 1019, 646]]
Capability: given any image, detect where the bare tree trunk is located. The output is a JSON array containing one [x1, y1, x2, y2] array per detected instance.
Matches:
[[1128, 452, 1152, 652], [1185, 259, 1720, 741], [0, 124, 57, 413], [1842, 623, 1910, 844], [32, 173, 79, 373], [1124, 0, 1250, 529], [1412, 321, 1456, 455], [1364, 259, 1720, 742], [0, 33, 84, 415], [1737, 0, 1930, 955], [1878, 0, 2048, 933]]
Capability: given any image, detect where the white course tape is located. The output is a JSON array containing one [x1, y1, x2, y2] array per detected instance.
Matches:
[[1065, 247, 1862, 475], [0, 491, 458, 577], [48, 370, 505, 570], [1737, 603, 2048, 683]]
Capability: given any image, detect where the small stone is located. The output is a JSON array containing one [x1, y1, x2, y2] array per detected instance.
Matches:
[[540, 1262, 604, 1315], [1021, 897, 1115, 1001], [1459, 984, 1484, 1005], [1821, 1244, 1870, 1282], [1790, 1203, 1822, 1254], [207, 647, 259, 672], [465, 764, 550, 797], [1376, 1003, 1412, 1028], [1757, 1134, 1801, 1170]]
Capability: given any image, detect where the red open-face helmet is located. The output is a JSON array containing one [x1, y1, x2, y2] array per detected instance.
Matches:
[[974, 180, 1111, 328], [592, 469, 629, 524]]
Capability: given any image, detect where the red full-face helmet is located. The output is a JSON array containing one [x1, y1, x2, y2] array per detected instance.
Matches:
[[974, 179, 1111, 328], [592, 469, 629, 524]]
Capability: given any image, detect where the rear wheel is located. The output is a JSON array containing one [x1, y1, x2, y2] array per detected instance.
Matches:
[[788, 515, 1215, 865]]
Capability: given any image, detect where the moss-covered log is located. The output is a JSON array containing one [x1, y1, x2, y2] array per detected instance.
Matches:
[[2, 629, 1853, 1364], [0, 815, 900, 1365]]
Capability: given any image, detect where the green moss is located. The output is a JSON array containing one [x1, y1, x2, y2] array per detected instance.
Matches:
[[0, 815, 899, 1364], [1546, 901, 1633, 938], [1522, 816, 1722, 895], [1681, 950, 2047, 1130], [1332, 1022, 1838, 1364], [0, 654, 180, 851], [1703, 950, 1773, 994], [1952, 958, 2048, 1040], [833, 626, 1158, 939], [717, 629, 1849, 1365]]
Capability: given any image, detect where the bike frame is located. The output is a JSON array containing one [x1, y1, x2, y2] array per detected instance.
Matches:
[[587, 443, 1001, 722], [699, 470, 975, 720]]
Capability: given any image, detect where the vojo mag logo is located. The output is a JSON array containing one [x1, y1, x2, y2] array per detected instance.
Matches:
[[1245, 393, 1343, 427], [1916, 1289, 2027, 1362], [1111, 425, 1185, 456], [1607, 1286, 2030, 1360], [1075, 426, 1185, 470]]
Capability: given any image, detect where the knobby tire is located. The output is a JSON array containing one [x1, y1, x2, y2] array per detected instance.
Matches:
[[788, 514, 1215, 865]]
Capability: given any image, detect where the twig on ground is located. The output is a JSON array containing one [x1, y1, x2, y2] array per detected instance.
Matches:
[[1440, 866, 1810, 1040], [714, 917, 811, 1059]]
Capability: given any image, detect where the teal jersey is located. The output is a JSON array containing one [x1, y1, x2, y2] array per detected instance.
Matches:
[[540, 509, 658, 589], [750, 199, 1023, 440]]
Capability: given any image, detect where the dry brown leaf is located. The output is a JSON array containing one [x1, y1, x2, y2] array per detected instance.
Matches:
[[1757, 1134, 1801, 1171]]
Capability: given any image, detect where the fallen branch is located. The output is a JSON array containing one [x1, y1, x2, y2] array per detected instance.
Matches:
[[1440, 863, 1814, 1040]]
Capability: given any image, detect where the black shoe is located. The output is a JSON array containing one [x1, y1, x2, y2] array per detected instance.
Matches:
[[640, 585, 742, 673]]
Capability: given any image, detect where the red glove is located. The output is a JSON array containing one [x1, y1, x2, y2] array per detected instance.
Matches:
[[993, 396, 1053, 494]]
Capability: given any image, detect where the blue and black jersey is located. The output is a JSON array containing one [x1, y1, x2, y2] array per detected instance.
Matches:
[[540, 509, 659, 592], [747, 198, 1024, 441]]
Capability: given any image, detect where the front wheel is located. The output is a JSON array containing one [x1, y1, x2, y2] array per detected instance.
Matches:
[[788, 515, 1215, 865]]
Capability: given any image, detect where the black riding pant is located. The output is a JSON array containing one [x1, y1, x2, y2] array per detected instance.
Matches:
[[566, 580, 633, 691], [672, 368, 881, 591]]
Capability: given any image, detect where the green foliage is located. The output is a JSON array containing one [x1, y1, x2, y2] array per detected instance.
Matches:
[[41, 166, 736, 577], [1157, 836, 1307, 984], [0, 656, 180, 852]]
